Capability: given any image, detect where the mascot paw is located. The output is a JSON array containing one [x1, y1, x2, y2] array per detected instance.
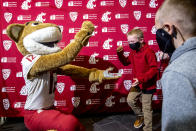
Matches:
[[89, 67, 121, 83], [81, 21, 95, 34], [103, 67, 122, 79], [74, 21, 94, 46]]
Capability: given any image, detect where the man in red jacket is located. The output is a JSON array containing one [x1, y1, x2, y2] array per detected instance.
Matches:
[[117, 28, 158, 131]]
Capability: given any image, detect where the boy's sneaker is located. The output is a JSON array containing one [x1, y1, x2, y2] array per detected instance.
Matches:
[[134, 116, 144, 128]]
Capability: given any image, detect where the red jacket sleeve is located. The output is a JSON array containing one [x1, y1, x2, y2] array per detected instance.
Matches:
[[137, 49, 158, 83], [117, 50, 131, 66]]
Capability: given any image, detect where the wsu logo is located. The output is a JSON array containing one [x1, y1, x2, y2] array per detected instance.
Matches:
[[90, 82, 100, 93], [2, 69, 11, 80], [103, 38, 113, 49], [134, 11, 141, 21], [20, 86, 29, 95], [121, 24, 129, 34], [151, 25, 157, 34], [55, 0, 63, 8], [123, 80, 132, 91], [56, 83, 65, 94], [105, 96, 115, 107], [58, 26, 64, 33], [72, 97, 80, 108], [155, 51, 160, 62], [36, 12, 46, 22], [3, 40, 12, 51], [86, 0, 96, 9], [69, 12, 78, 22], [149, 0, 158, 8], [4, 12, 12, 23], [3, 99, 10, 110], [89, 53, 99, 64], [118, 69, 124, 75], [156, 80, 162, 89], [101, 11, 111, 22], [119, 0, 127, 8], [21, 0, 31, 10], [124, 51, 130, 57]]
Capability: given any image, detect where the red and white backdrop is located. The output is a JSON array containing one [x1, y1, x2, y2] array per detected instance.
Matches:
[[0, 0, 165, 117]]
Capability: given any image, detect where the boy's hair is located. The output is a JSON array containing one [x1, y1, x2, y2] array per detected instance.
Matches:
[[127, 28, 144, 39], [156, 0, 196, 36]]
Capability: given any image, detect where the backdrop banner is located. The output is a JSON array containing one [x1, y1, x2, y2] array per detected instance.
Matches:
[[0, 0, 165, 117]]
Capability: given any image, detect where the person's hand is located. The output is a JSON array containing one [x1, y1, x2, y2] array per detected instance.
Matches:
[[159, 51, 170, 60], [129, 86, 140, 92], [131, 78, 139, 87], [117, 46, 123, 52]]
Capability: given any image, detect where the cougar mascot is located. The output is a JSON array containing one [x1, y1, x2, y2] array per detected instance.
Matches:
[[6, 21, 121, 131]]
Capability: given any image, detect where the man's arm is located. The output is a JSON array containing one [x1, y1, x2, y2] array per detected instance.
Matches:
[[161, 71, 196, 131]]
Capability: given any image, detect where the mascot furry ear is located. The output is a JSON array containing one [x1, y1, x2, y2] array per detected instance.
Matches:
[[6, 24, 27, 55], [6, 21, 121, 84]]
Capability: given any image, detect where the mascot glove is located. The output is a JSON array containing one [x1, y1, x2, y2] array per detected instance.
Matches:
[[89, 67, 122, 84], [81, 21, 94, 34], [74, 21, 95, 46]]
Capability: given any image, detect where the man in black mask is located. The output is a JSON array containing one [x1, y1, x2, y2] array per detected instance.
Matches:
[[155, 0, 196, 131]]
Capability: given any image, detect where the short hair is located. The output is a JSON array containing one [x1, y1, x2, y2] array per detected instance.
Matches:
[[156, 0, 196, 36], [127, 28, 144, 39]]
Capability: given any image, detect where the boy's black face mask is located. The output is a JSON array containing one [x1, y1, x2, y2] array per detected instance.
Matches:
[[156, 29, 175, 57], [129, 42, 140, 50]]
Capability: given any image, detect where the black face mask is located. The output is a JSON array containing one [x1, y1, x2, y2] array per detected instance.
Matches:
[[129, 42, 140, 50], [156, 29, 175, 57]]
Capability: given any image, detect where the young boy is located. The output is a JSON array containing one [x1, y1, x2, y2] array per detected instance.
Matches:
[[117, 28, 158, 131]]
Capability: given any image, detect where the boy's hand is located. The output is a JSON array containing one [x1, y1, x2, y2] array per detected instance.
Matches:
[[159, 51, 170, 60], [117, 46, 123, 52], [131, 78, 139, 87], [130, 86, 141, 92]]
